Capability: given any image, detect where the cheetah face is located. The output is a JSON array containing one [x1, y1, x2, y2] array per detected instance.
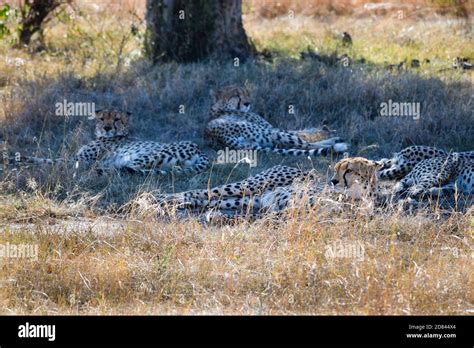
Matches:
[[94, 109, 130, 138], [210, 85, 251, 116], [331, 157, 383, 197]]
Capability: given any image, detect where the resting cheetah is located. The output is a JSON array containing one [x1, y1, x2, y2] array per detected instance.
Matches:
[[18, 109, 209, 175], [158, 165, 311, 210], [205, 85, 349, 157], [252, 158, 385, 212], [160, 157, 383, 215], [377, 145, 473, 197], [378, 145, 449, 180], [393, 152, 474, 197], [330, 157, 384, 200]]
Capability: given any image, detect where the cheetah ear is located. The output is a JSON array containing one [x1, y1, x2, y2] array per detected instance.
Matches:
[[126, 111, 132, 117], [362, 161, 383, 179], [374, 160, 386, 170], [356, 161, 376, 178], [90, 108, 103, 120]]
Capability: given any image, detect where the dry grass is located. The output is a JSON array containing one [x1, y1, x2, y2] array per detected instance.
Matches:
[[1, 204, 473, 315], [246, 0, 474, 17], [0, 2, 473, 314]]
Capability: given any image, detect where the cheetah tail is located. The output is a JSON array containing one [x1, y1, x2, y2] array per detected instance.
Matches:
[[265, 147, 337, 157]]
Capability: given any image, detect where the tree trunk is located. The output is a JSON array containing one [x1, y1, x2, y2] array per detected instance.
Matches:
[[145, 0, 255, 63], [18, 0, 65, 50]]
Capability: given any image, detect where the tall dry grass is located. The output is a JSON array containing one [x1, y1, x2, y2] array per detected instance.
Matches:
[[1, 199, 472, 314]]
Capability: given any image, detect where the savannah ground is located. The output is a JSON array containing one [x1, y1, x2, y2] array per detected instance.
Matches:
[[0, 0, 473, 314]]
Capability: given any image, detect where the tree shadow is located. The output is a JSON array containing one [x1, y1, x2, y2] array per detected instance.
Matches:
[[0, 56, 472, 207]]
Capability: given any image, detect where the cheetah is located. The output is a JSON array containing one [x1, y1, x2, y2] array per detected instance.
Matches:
[[160, 157, 384, 216], [330, 157, 385, 201], [378, 145, 449, 180], [158, 165, 310, 211], [393, 152, 474, 197], [17, 109, 210, 175], [377, 145, 473, 197], [159, 165, 326, 215], [205, 85, 349, 157]]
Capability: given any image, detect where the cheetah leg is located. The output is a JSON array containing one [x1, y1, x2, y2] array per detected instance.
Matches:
[[393, 176, 413, 197], [407, 177, 443, 197], [286, 132, 343, 146], [270, 130, 319, 149], [429, 183, 456, 196], [118, 167, 147, 175], [308, 137, 344, 147], [159, 166, 302, 208], [379, 166, 411, 181], [178, 179, 265, 206], [123, 155, 207, 176], [455, 164, 474, 194], [221, 136, 262, 150], [159, 194, 261, 213], [271, 131, 348, 153], [173, 154, 210, 175]]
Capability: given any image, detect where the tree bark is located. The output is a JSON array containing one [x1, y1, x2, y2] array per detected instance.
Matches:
[[18, 0, 67, 50], [145, 0, 255, 63]]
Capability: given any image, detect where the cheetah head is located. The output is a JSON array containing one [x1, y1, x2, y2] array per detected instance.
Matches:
[[331, 157, 384, 199], [94, 109, 130, 138], [210, 85, 251, 115]]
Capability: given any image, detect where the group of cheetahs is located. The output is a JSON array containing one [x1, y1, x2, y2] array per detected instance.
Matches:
[[14, 85, 473, 219]]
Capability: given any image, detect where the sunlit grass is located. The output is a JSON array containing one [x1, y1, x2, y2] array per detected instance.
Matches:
[[247, 16, 473, 66]]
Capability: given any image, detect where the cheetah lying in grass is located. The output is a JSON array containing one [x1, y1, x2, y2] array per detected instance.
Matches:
[[14, 109, 210, 175], [378, 145, 474, 197], [158, 148, 473, 221], [205, 85, 349, 157], [158, 157, 385, 217]]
